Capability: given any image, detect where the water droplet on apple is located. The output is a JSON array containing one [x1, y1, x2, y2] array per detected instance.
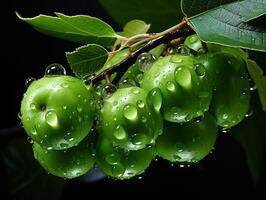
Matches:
[[136, 100, 145, 108], [166, 81, 175, 91], [123, 104, 138, 120], [45, 63, 66, 76], [147, 88, 162, 112], [101, 83, 117, 99], [25, 77, 36, 88], [136, 53, 156, 72], [119, 78, 136, 88], [45, 111, 58, 127], [114, 125, 127, 140]]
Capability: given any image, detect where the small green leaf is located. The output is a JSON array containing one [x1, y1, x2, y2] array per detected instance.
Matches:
[[182, 0, 266, 51], [99, 0, 183, 32], [17, 12, 117, 47], [123, 20, 150, 38], [246, 59, 266, 111], [66, 44, 108, 77]]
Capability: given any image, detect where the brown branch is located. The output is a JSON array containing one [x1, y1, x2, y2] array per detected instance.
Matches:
[[91, 22, 194, 85]]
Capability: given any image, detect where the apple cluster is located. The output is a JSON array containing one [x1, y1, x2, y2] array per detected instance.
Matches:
[[20, 34, 251, 179]]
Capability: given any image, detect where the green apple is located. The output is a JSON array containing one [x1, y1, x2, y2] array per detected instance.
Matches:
[[21, 75, 95, 150], [33, 132, 96, 179], [98, 87, 163, 150], [156, 112, 218, 163], [95, 136, 155, 179]]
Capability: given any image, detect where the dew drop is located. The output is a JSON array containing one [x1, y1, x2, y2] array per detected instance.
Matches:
[[118, 78, 136, 88], [167, 47, 173, 54], [135, 53, 156, 72], [131, 88, 140, 94], [147, 88, 162, 112], [45, 63, 66, 76], [101, 83, 117, 99], [221, 127, 231, 133], [194, 63, 206, 76], [114, 125, 127, 140], [131, 133, 148, 145], [30, 103, 36, 111], [170, 55, 183, 63], [123, 104, 138, 120], [166, 81, 175, 91], [61, 82, 69, 88], [175, 66, 192, 89], [136, 100, 145, 108], [112, 164, 125, 177], [173, 154, 182, 161], [31, 127, 38, 135], [194, 115, 204, 122], [60, 142, 69, 148], [141, 116, 147, 123], [18, 112, 22, 119], [222, 113, 229, 120], [105, 153, 121, 165], [27, 136, 33, 144], [245, 107, 253, 118], [153, 157, 159, 161], [174, 44, 190, 55], [248, 78, 256, 91], [241, 89, 248, 95], [189, 35, 198, 43], [83, 74, 95, 85], [63, 106, 67, 110], [45, 111, 58, 127], [47, 147, 53, 150], [77, 106, 83, 113], [135, 73, 144, 84], [25, 77, 36, 88]]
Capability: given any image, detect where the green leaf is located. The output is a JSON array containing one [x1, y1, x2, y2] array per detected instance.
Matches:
[[99, 0, 183, 32], [0, 135, 65, 200], [246, 59, 266, 111], [182, 0, 266, 52], [123, 20, 150, 38], [17, 12, 117, 47], [232, 94, 266, 183], [66, 44, 108, 77]]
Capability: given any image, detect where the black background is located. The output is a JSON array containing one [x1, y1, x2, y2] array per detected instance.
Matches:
[[1, 0, 265, 199]]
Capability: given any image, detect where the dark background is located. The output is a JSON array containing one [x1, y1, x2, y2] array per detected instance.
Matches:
[[1, 0, 265, 199]]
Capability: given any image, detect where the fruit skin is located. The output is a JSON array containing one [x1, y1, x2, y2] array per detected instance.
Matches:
[[95, 136, 155, 179], [156, 112, 218, 163], [141, 54, 212, 123], [33, 132, 96, 179], [21, 75, 95, 150], [202, 52, 250, 128], [98, 87, 163, 150]]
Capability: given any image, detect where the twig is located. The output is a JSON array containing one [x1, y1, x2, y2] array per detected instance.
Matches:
[[91, 22, 193, 84]]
